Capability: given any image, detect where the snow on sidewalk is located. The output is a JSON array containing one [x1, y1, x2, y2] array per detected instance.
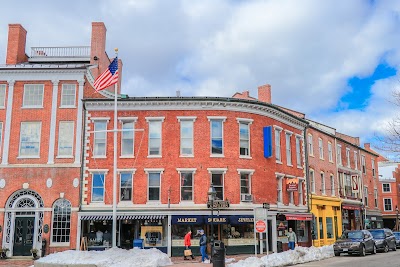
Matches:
[[228, 245, 334, 267], [35, 247, 172, 267]]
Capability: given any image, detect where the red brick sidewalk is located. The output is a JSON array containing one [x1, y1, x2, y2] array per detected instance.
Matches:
[[0, 259, 33, 267]]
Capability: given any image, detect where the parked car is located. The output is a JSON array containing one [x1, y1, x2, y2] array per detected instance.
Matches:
[[392, 231, 400, 248], [333, 230, 376, 256], [369, 229, 396, 252]]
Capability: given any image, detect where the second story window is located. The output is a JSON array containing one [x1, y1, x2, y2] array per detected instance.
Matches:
[[147, 118, 164, 157], [308, 134, 314, 156], [238, 120, 251, 157], [285, 132, 292, 166], [19, 121, 41, 157], [275, 127, 282, 162], [321, 172, 325, 195], [58, 121, 74, 157], [180, 171, 194, 201], [93, 121, 107, 157], [354, 151, 358, 170], [277, 175, 283, 202], [330, 174, 335, 196], [23, 84, 44, 107], [92, 172, 105, 202], [298, 179, 304, 205], [208, 117, 226, 156], [148, 171, 162, 201], [364, 187, 368, 207], [211, 172, 224, 200], [120, 172, 133, 201], [239, 170, 254, 201], [372, 159, 376, 177], [337, 144, 342, 166], [61, 84, 76, 107], [121, 120, 134, 157], [295, 136, 302, 167], [374, 189, 378, 208], [0, 84, 5, 108], [346, 148, 350, 167], [382, 183, 391, 192], [328, 142, 333, 162], [310, 169, 315, 193], [318, 138, 323, 159], [384, 198, 392, 211], [178, 117, 195, 157], [361, 155, 366, 174]]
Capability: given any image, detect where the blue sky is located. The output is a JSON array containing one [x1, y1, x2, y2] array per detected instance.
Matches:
[[1, 0, 400, 158]]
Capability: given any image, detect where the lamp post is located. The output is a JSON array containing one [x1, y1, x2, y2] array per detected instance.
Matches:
[[396, 206, 399, 231], [208, 183, 216, 262]]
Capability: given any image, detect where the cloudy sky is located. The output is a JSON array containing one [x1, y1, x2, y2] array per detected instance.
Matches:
[[1, 0, 400, 158]]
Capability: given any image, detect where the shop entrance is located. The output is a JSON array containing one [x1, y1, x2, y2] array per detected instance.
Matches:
[[13, 217, 35, 256]]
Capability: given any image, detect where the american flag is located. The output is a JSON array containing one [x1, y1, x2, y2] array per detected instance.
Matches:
[[93, 57, 119, 91]]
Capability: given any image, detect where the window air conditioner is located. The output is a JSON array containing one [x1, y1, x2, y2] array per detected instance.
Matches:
[[241, 194, 253, 202]]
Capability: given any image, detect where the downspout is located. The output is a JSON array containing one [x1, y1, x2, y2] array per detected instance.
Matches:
[[79, 101, 86, 212], [303, 123, 312, 246]]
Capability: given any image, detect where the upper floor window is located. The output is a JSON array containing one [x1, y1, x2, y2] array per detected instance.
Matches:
[[345, 174, 354, 198], [120, 172, 133, 201], [52, 199, 71, 244], [346, 148, 350, 167], [92, 172, 105, 202], [208, 117, 226, 156], [93, 121, 107, 157], [23, 84, 44, 107], [19, 121, 41, 157], [0, 122, 3, 154], [298, 179, 304, 205], [285, 132, 292, 166], [180, 170, 194, 201], [147, 171, 162, 201], [308, 134, 314, 156], [275, 127, 282, 162], [178, 117, 195, 157], [337, 144, 342, 166], [384, 198, 392, 211], [318, 138, 324, 159], [361, 155, 366, 174], [328, 142, 333, 162], [238, 119, 252, 157], [330, 174, 335, 196], [58, 121, 74, 157], [277, 175, 283, 202], [321, 172, 325, 195], [146, 117, 164, 157], [121, 120, 135, 157], [211, 172, 224, 200], [295, 136, 302, 167], [372, 159, 376, 177], [239, 170, 254, 201], [61, 84, 76, 107], [374, 189, 378, 208], [364, 187, 368, 207], [354, 151, 358, 170], [382, 183, 391, 192], [0, 84, 5, 108], [310, 169, 315, 193]]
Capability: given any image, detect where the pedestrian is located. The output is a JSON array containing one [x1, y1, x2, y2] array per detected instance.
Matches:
[[199, 230, 210, 263], [184, 230, 195, 260], [287, 228, 297, 250]]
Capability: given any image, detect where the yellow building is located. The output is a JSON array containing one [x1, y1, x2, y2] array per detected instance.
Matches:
[[310, 195, 342, 247]]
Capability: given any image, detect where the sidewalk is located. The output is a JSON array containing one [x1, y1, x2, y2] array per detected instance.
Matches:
[[171, 253, 263, 266]]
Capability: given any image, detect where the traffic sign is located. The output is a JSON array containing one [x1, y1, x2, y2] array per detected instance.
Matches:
[[255, 220, 266, 233]]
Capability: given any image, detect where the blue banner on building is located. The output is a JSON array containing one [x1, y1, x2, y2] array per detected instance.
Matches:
[[205, 215, 229, 224], [171, 215, 204, 225], [229, 215, 254, 225]]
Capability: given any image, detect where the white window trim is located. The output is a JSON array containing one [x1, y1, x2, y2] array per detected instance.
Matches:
[[50, 199, 72, 246], [310, 169, 315, 194], [238, 120, 252, 159], [308, 134, 314, 157], [177, 168, 197, 203], [285, 131, 292, 166], [178, 117, 195, 157], [0, 84, 5, 108], [383, 198, 393, 211], [330, 174, 335, 196], [22, 84, 44, 108], [346, 148, 351, 167], [146, 118, 164, 158], [57, 121, 74, 158], [318, 138, 324, 160], [119, 172, 134, 202], [60, 84, 76, 108], [208, 117, 225, 157], [295, 135, 302, 168], [298, 178, 305, 206], [18, 121, 42, 158], [328, 142, 333, 162], [145, 168, 164, 203], [275, 128, 282, 163], [208, 169, 226, 200], [321, 172, 326, 195], [382, 183, 391, 193], [364, 186, 368, 207], [276, 173, 284, 203], [91, 172, 106, 203], [337, 144, 342, 166], [120, 119, 136, 158], [93, 120, 108, 158], [91, 117, 111, 122]]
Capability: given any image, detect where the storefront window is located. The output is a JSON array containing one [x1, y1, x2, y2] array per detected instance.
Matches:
[[295, 220, 308, 242], [319, 217, 324, 239], [312, 217, 317, 240], [326, 217, 333, 239]]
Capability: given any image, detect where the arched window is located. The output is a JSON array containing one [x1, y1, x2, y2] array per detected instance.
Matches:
[[52, 199, 71, 243]]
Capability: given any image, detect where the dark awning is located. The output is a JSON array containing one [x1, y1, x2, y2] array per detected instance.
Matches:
[[205, 215, 229, 224], [171, 215, 204, 225], [229, 215, 254, 224]]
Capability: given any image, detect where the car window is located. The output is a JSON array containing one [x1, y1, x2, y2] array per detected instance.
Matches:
[[370, 231, 385, 238], [342, 231, 363, 239], [394, 233, 400, 238]]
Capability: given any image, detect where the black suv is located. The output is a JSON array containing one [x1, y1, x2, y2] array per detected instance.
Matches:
[[333, 230, 376, 256], [369, 229, 397, 252]]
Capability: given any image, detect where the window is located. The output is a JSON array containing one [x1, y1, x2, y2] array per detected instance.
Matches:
[[308, 134, 314, 156], [94, 121, 107, 157], [362, 155, 366, 174], [372, 159, 376, 177], [295, 136, 302, 167], [0, 84, 5, 107], [60, 84, 76, 107], [328, 142, 333, 162], [337, 145, 342, 166], [179, 119, 194, 156], [19, 122, 41, 157], [239, 122, 250, 157], [330, 174, 335, 196], [120, 172, 132, 201], [285, 132, 292, 165], [289, 190, 294, 204], [57, 121, 74, 156], [148, 172, 161, 201], [345, 174, 353, 197], [23, 84, 44, 107], [240, 172, 251, 197], [148, 119, 163, 156], [52, 199, 71, 244], [277, 175, 283, 202], [212, 172, 224, 200], [208, 117, 226, 156], [384, 198, 393, 211], [298, 179, 303, 205], [374, 189, 378, 208], [310, 169, 315, 193], [319, 217, 324, 239], [180, 171, 194, 201], [346, 148, 350, 167], [92, 173, 105, 202], [321, 172, 325, 195], [121, 121, 134, 157], [382, 183, 391, 192], [318, 138, 323, 159], [354, 151, 358, 170], [364, 187, 368, 207], [0, 122, 2, 153], [275, 128, 282, 162], [326, 217, 333, 239]]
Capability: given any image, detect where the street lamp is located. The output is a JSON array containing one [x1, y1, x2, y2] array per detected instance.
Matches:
[[208, 183, 217, 262], [396, 206, 399, 231]]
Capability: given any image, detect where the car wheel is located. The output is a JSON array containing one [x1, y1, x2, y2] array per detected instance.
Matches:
[[334, 252, 340, 256], [360, 245, 366, 257], [372, 245, 377, 254], [384, 243, 389, 253]]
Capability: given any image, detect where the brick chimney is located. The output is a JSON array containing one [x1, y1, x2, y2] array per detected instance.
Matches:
[[90, 22, 108, 78], [258, 84, 272, 103], [364, 143, 371, 150], [6, 24, 28, 65]]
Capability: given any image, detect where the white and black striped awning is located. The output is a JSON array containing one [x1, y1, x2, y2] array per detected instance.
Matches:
[[80, 215, 165, 220]]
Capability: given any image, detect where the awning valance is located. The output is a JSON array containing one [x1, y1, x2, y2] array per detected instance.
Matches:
[[80, 215, 165, 220], [80, 215, 112, 220], [285, 213, 312, 221]]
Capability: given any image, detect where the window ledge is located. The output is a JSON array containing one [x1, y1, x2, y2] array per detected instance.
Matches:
[[17, 156, 40, 159], [56, 156, 74, 159], [49, 243, 70, 248], [180, 155, 194, 158], [239, 156, 252, 159], [147, 155, 162, 158], [297, 166, 303, 169], [92, 156, 107, 159], [287, 164, 293, 167], [210, 155, 225, 158], [21, 106, 43, 109], [120, 156, 135, 159], [276, 161, 283, 165], [179, 201, 195, 205], [59, 106, 76, 109]]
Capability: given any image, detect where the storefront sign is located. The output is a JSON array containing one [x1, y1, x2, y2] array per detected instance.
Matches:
[[286, 178, 298, 191], [205, 216, 229, 224], [229, 215, 254, 224], [171, 215, 204, 225], [285, 213, 312, 221], [207, 200, 230, 209], [351, 175, 359, 192], [342, 204, 360, 210]]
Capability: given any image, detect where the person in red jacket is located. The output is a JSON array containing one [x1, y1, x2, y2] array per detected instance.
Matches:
[[184, 230, 195, 260]]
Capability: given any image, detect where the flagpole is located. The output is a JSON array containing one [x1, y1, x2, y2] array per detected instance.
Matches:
[[112, 48, 118, 248]]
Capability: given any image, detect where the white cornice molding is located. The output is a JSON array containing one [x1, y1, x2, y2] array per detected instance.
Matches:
[[0, 69, 86, 81], [85, 100, 307, 130]]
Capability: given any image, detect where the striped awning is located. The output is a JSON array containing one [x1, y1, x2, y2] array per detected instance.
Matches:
[[80, 215, 165, 220]]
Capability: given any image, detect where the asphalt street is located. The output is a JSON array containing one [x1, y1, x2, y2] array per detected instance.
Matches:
[[296, 250, 400, 267]]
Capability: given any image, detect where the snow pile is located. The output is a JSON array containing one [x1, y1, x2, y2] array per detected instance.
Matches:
[[228, 245, 334, 267], [35, 247, 172, 267]]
